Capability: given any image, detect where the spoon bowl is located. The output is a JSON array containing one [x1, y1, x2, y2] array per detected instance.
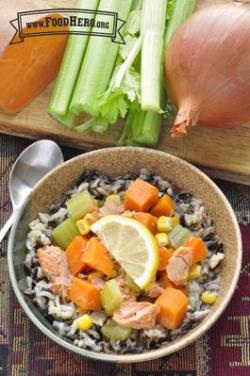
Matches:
[[9, 140, 64, 209], [0, 139, 64, 243]]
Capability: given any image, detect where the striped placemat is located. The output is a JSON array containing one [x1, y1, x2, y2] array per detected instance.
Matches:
[[0, 134, 249, 376]]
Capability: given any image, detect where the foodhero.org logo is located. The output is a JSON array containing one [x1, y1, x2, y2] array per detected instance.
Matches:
[[10, 8, 127, 45]]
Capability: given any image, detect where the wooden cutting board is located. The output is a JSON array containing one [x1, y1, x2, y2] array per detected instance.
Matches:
[[0, 0, 250, 185]]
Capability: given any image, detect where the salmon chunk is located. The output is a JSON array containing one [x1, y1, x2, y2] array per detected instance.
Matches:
[[113, 302, 160, 329], [145, 281, 164, 298], [37, 245, 72, 299], [166, 246, 192, 286]]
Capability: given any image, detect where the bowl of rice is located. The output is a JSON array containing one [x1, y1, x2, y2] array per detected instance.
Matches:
[[8, 147, 242, 363]]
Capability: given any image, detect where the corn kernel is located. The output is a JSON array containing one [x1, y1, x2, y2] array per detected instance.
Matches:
[[188, 264, 201, 280], [155, 233, 169, 247], [76, 219, 90, 235], [171, 216, 180, 226], [157, 216, 173, 233], [77, 314, 93, 331], [201, 291, 217, 305]]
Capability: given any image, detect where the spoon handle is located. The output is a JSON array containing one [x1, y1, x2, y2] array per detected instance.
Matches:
[[0, 211, 17, 243]]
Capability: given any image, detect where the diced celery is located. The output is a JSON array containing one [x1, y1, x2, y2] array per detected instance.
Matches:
[[125, 274, 141, 293], [101, 319, 132, 341], [168, 225, 191, 249], [70, 0, 134, 116], [66, 191, 93, 220], [52, 218, 80, 249], [100, 279, 123, 316]]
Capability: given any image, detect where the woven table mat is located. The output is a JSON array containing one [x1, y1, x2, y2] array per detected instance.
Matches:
[[0, 134, 249, 376]]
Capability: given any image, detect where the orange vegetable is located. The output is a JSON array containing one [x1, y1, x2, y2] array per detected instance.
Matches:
[[82, 237, 114, 277], [158, 247, 174, 271], [67, 277, 101, 311], [159, 271, 174, 289], [156, 287, 188, 330], [151, 195, 176, 217], [159, 272, 187, 295], [184, 236, 208, 264], [124, 179, 159, 212], [133, 212, 157, 234], [65, 236, 88, 276], [0, 14, 68, 114]]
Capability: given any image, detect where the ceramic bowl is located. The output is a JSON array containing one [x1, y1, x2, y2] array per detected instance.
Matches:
[[8, 147, 242, 363]]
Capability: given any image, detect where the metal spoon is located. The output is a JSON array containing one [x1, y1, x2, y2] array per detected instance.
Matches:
[[0, 140, 64, 242]]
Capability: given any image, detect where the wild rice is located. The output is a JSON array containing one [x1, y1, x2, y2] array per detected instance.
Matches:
[[23, 169, 224, 354]]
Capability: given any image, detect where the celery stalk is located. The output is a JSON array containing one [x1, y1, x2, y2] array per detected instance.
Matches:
[[70, 0, 134, 117], [111, 36, 142, 91], [133, 111, 162, 146], [117, 110, 135, 146], [48, 0, 100, 125], [141, 0, 168, 112], [130, 0, 198, 146], [165, 0, 197, 46]]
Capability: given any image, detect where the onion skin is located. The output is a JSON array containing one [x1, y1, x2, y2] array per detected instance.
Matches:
[[165, 4, 250, 138]]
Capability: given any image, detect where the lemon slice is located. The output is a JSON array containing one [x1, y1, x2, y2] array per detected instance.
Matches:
[[90, 215, 159, 289]]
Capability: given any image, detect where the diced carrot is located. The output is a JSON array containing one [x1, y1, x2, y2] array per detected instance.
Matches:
[[133, 212, 157, 234], [82, 237, 114, 277], [65, 236, 88, 276], [158, 247, 174, 271], [67, 277, 101, 311], [124, 179, 159, 212], [156, 287, 188, 330], [151, 195, 176, 217], [184, 237, 208, 264], [0, 14, 68, 114]]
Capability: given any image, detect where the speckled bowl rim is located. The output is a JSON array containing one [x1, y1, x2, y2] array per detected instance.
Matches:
[[8, 147, 242, 363]]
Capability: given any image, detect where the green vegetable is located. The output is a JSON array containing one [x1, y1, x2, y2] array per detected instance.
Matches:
[[70, 0, 134, 117], [125, 274, 141, 293], [100, 279, 123, 316], [168, 224, 191, 249], [132, 110, 162, 146], [52, 218, 80, 249], [122, 0, 198, 146], [117, 109, 137, 146], [66, 190, 93, 220], [101, 319, 132, 341], [165, 0, 197, 46], [48, 0, 99, 124], [141, 0, 168, 112]]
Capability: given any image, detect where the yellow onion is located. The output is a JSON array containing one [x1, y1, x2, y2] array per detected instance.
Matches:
[[165, 3, 250, 138]]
